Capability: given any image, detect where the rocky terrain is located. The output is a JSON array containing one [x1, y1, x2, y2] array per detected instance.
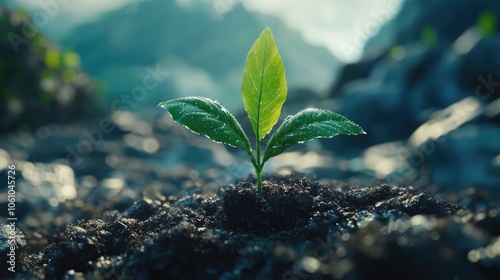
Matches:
[[1, 0, 500, 279], [327, 0, 500, 193]]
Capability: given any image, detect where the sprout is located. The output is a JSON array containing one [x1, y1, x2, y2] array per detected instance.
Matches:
[[159, 27, 365, 194]]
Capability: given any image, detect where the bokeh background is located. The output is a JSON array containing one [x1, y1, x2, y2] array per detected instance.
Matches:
[[1, 0, 500, 235]]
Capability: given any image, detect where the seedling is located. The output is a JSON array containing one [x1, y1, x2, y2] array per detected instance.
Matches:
[[159, 27, 365, 194]]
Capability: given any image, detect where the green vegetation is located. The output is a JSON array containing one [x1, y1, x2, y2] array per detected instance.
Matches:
[[420, 26, 438, 46], [159, 28, 365, 194], [477, 10, 497, 37]]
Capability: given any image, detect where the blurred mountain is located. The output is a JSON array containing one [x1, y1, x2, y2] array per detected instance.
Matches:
[[331, 0, 500, 147], [60, 0, 339, 111], [0, 6, 97, 132], [328, 0, 500, 190], [363, 0, 499, 56]]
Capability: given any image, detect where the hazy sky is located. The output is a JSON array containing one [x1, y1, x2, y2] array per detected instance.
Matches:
[[241, 0, 404, 62], [14, 0, 403, 62]]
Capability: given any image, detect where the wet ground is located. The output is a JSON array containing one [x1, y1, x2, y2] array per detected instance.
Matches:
[[1, 110, 500, 279], [4, 174, 500, 279]]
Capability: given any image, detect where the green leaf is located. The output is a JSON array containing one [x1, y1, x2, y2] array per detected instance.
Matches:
[[158, 97, 251, 152], [263, 109, 366, 162], [241, 27, 287, 140]]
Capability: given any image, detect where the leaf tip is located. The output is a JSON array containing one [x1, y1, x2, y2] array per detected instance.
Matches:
[[261, 27, 273, 38], [157, 101, 166, 108]]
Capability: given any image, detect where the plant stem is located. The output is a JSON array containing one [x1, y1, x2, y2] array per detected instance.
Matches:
[[257, 165, 263, 194], [256, 136, 263, 195]]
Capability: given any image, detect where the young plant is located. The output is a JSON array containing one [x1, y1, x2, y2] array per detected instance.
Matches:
[[158, 27, 365, 194]]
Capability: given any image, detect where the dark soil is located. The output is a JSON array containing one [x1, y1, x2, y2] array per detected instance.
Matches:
[[8, 174, 500, 280]]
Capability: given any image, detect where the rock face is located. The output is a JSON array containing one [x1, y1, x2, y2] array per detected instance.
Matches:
[[333, 40, 500, 149], [327, 0, 500, 191], [363, 0, 500, 55], [420, 124, 500, 191], [0, 6, 96, 132], [331, 0, 500, 147]]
